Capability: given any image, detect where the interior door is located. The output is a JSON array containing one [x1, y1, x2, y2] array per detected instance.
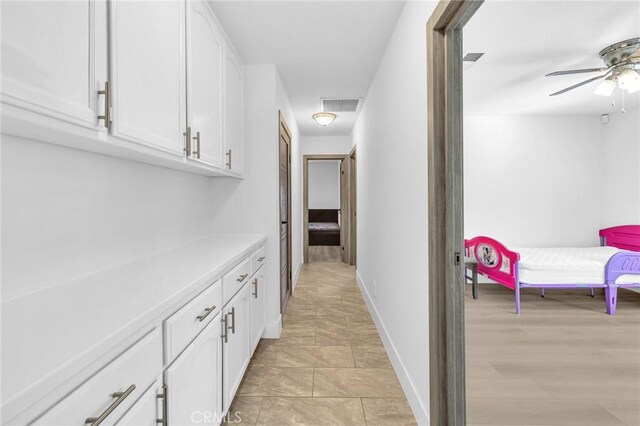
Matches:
[[340, 159, 348, 263], [1, 0, 108, 129], [349, 149, 357, 266], [279, 112, 292, 314], [186, 0, 224, 167], [109, 0, 186, 154], [165, 315, 222, 426]]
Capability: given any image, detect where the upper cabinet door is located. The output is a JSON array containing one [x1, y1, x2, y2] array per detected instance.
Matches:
[[186, 0, 224, 168], [224, 43, 244, 175], [1, 0, 107, 130], [109, 0, 186, 155]]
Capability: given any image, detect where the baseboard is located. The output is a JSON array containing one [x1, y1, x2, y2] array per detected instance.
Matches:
[[292, 260, 302, 291], [263, 313, 282, 338], [355, 270, 429, 425]]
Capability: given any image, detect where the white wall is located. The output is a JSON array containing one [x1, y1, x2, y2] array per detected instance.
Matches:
[[210, 64, 300, 337], [308, 161, 340, 209], [301, 135, 351, 155], [1, 135, 213, 300], [464, 115, 605, 247], [602, 107, 640, 228], [350, 2, 436, 424]]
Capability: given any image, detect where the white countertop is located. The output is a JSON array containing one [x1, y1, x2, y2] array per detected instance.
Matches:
[[1, 234, 266, 423]]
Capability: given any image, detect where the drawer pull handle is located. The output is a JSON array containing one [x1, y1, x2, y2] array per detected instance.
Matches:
[[252, 278, 258, 298], [237, 274, 249, 283], [221, 315, 229, 343], [258, 256, 265, 262], [196, 305, 216, 322], [229, 307, 236, 334], [85, 384, 136, 425], [156, 385, 168, 426]]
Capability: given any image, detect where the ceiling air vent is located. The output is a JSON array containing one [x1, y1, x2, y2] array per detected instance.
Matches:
[[463, 52, 484, 62], [322, 98, 360, 112]]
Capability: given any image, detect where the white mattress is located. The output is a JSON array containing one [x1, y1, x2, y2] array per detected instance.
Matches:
[[515, 246, 640, 285]]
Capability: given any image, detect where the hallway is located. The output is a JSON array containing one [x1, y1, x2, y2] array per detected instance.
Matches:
[[225, 262, 416, 425]]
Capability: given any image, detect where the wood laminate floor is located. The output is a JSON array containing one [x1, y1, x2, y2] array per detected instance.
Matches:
[[308, 246, 342, 263], [466, 284, 640, 426], [224, 262, 416, 425]]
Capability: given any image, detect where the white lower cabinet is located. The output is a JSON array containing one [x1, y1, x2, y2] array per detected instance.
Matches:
[[34, 329, 162, 426], [165, 314, 223, 426], [222, 284, 251, 414], [24, 243, 266, 426], [115, 379, 165, 426], [249, 267, 266, 354]]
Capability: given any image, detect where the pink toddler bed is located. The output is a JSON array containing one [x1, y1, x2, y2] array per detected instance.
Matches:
[[464, 225, 640, 315]]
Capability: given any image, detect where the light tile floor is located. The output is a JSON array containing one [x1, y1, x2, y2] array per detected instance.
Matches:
[[224, 262, 417, 426], [466, 285, 640, 426]]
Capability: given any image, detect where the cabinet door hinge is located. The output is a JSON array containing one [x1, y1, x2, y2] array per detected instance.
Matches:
[[183, 127, 192, 156]]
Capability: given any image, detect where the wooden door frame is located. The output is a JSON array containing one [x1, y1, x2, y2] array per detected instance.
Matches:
[[427, 1, 483, 425], [302, 154, 348, 263], [348, 145, 357, 266], [278, 111, 292, 313]]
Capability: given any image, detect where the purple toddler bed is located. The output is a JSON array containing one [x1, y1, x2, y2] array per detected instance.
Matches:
[[464, 225, 640, 315]]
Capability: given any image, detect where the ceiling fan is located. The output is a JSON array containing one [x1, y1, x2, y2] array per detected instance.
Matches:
[[546, 37, 640, 96]]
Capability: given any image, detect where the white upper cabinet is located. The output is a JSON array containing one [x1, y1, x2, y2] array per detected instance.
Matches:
[[223, 42, 244, 175], [186, 0, 225, 168], [0, 0, 107, 130], [109, 0, 186, 155]]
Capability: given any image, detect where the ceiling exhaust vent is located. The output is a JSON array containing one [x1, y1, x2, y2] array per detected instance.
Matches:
[[322, 98, 360, 112], [463, 52, 484, 62]]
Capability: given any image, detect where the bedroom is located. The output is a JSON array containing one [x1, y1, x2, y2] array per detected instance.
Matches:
[[462, 1, 640, 424]]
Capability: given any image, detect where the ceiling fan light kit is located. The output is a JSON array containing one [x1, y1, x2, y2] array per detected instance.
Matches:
[[594, 77, 616, 96], [547, 37, 640, 97]]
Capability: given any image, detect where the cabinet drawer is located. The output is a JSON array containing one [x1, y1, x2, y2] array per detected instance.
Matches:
[[222, 259, 250, 305], [250, 245, 266, 274], [34, 328, 162, 426], [164, 280, 222, 365]]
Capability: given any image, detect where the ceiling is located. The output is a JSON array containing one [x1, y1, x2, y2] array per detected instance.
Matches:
[[464, 0, 640, 116], [209, 1, 406, 136]]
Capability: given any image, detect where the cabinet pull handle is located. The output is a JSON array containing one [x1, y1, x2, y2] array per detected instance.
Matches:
[[252, 278, 258, 298], [237, 273, 248, 283], [258, 256, 265, 262], [97, 81, 111, 129], [183, 127, 192, 155], [225, 149, 232, 169], [196, 305, 216, 322], [221, 315, 229, 343], [192, 131, 201, 158], [156, 385, 168, 426], [85, 384, 136, 425], [229, 307, 236, 334]]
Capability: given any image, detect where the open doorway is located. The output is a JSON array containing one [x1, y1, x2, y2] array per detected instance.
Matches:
[[303, 155, 346, 262]]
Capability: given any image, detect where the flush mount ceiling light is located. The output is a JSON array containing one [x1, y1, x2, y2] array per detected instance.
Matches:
[[312, 112, 336, 126]]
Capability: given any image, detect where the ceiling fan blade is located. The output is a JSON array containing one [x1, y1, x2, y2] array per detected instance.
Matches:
[[546, 67, 608, 77], [549, 73, 608, 96]]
